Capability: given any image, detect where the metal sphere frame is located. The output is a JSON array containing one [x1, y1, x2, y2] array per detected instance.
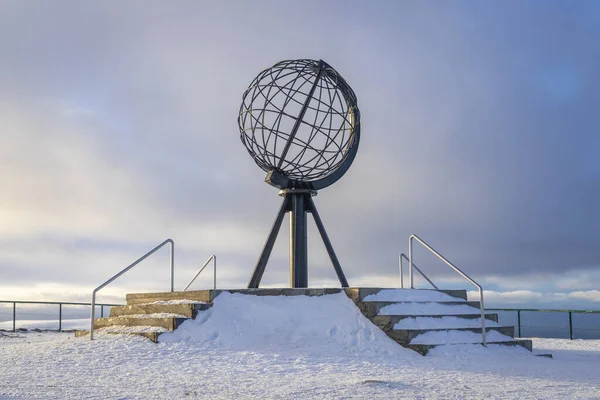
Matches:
[[238, 59, 360, 289], [238, 59, 360, 191]]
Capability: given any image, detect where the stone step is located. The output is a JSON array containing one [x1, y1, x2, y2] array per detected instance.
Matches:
[[126, 288, 345, 305], [110, 303, 212, 318], [75, 329, 163, 343], [357, 301, 481, 318], [406, 339, 534, 356], [386, 326, 515, 345], [126, 290, 215, 305], [93, 316, 188, 331], [344, 288, 468, 302], [370, 314, 499, 331]]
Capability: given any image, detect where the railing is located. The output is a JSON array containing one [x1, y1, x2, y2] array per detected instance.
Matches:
[[0, 300, 121, 332], [183, 255, 216, 291], [409, 234, 487, 346], [488, 308, 600, 340], [399, 253, 438, 289], [90, 238, 174, 340]]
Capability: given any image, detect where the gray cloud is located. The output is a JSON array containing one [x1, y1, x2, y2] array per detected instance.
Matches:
[[1, 1, 598, 307]]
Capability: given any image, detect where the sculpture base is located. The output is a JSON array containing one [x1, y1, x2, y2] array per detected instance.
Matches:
[[248, 189, 349, 288]]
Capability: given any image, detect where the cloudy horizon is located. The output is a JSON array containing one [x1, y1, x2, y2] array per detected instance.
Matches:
[[1, 1, 599, 309]]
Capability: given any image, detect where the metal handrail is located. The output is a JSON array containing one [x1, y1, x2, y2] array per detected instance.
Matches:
[[183, 255, 216, 291], [409, 234, 487, 347], [89, 238, 175, 340], [399, 253, 438, 289]]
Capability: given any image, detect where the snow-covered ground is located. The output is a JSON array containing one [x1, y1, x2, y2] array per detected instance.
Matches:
[[0, 293, 599, 399]]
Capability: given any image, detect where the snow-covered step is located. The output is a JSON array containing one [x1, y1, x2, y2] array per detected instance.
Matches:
[[345, 288, 468, 302], [75, 325, 169, 342], [126, 290, 215, 305], [407, 339, 534, 355], [387, 326, 515, 345], [377, 302, 481, 316], [93, 316, 188, 331], [110, 302, 212, 318], [362, 289, 466, 302], [370, 313, 500, 331], [404, 329, 533, 355], [393, 316, 499, 330], [409, 329, 514, 345]]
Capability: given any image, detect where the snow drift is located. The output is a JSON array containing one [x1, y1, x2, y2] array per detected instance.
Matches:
[[158, 292, 414, 358]]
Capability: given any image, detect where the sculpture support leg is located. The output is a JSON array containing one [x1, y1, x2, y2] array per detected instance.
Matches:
[[290, 193, 308, 288], [307, 196, 349, 288], [247, 196, 289, 288]]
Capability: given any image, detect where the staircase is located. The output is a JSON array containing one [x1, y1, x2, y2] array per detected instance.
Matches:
[[75, 290, 216, 342], [77, 288, 533, 356], [346, 288, 532, 355]]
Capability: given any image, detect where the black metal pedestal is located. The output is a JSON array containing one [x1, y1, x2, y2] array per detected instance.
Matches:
[[248, 190, 349, 288]]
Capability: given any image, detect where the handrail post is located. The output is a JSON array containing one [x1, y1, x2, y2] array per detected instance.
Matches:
[[399, 255, 404, 288], [517, 310, 521, 337], [408, 238, 414, 289], [479, 287, 487, 347], [90, 291, 97, 340], [12, 302, 16, 332], [213, 255, 217, 290], [58, 303, 62, 332], [170, 239, 175, 292]]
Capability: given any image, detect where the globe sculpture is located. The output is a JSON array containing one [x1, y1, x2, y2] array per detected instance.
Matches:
[[238, 59, 360, 288]]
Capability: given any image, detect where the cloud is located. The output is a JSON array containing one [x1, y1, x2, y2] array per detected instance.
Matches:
[[0, 2, 599, 304]]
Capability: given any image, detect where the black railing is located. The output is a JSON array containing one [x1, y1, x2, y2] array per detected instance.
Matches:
[[488, 308, 600, 340], [0, 300, 122, 332]]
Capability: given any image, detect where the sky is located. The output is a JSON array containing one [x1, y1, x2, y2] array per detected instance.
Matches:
[[0, 1, 599, 309]]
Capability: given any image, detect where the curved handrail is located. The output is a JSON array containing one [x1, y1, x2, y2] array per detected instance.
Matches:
[[409, 234, 487, 347], [89, 238, 175, 340], [399, 253, 438, 289], [183, 255, 216, 291]]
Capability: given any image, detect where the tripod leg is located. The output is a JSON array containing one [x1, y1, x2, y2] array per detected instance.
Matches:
[[247, 196, 289, 288], [307, 196, 349, 288]]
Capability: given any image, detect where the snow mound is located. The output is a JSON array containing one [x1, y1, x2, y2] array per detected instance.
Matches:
[[159, 292, 415, 357], [363, 289, 463, 302], [410, 329, 514, 345], [379, 302, 479, 315], [394, 316, 499, 330]]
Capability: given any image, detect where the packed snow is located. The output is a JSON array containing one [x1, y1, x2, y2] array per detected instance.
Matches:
[[409, 329, 514, 345], [96, 325, 169, 333], [394, 316, 499, 330], [149, 299, 208, 305], [378, 302, 480, 315], [0, 293, 599, 399], [116, 313, 188, 319], [363, 289, 465, 302]]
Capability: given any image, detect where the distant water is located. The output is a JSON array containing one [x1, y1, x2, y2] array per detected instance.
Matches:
[[493, 310, 600, 340]]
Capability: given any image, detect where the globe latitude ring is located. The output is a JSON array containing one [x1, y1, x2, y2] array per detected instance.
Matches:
[[238, 59, 361, 191]]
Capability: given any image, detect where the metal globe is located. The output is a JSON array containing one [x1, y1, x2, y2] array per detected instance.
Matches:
[[238, 59, 360, 190]]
